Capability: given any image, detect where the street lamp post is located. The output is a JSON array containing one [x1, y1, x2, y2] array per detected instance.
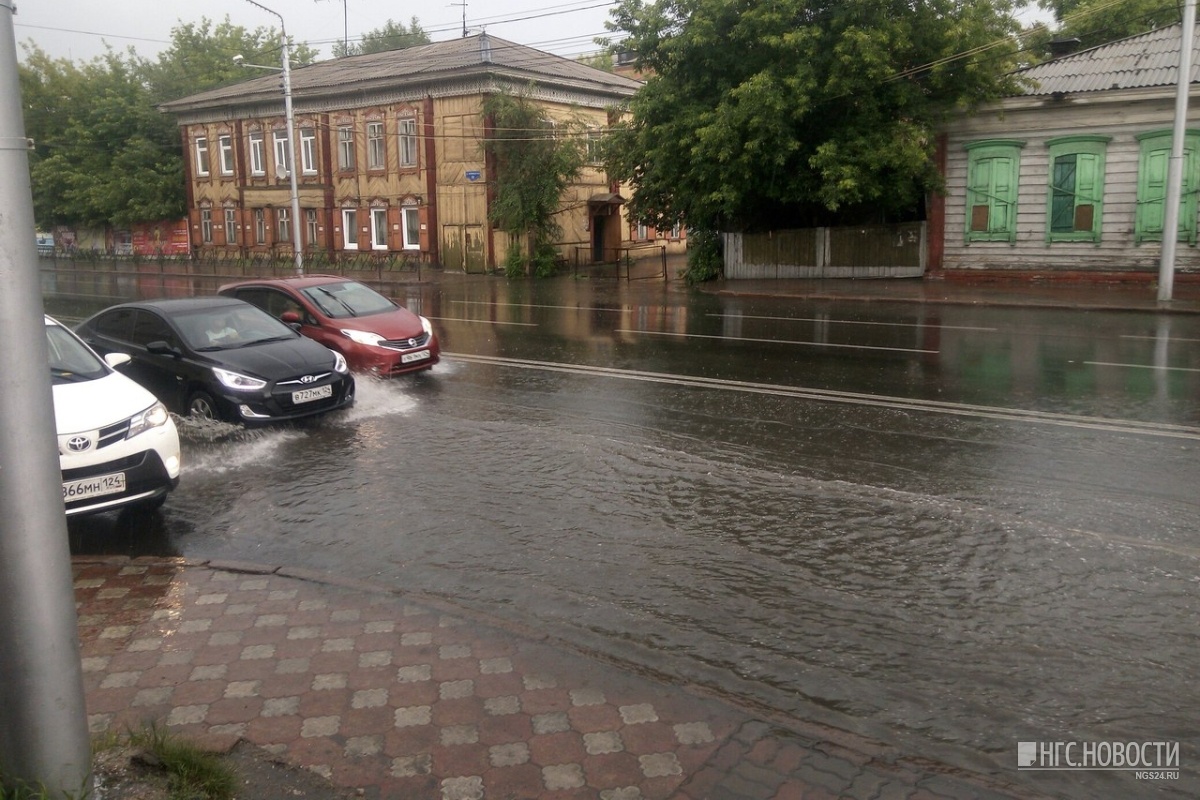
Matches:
[[241, 0, 303, 275]]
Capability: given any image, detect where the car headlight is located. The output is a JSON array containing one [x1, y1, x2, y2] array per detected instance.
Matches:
[[127, 401, 170, 439], [213, 367, 267, 391], [331, 349, 350, 374], [420, 316, 433, 335], [341, 328, 386, 346]]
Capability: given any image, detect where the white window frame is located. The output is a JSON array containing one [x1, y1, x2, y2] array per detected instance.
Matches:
[[402, 206, 421, 250], [217, 135, 234, 175], [370, 207, 389, 250], [300, 128, 317, 175], [337, 126, 355, 171], [277, 207, 292, 243], [254, 209, 266, 244], [249, 133, 265, 176], [305, 209, 318, 248], [367, 122, 385, 170], [200, 208, 212, 243], [224, 208, 237, 245], [194, 136, 210, 176], [341, 208, 358, 250], [399, 117, 418, 167], [273, 131, 291, 177]]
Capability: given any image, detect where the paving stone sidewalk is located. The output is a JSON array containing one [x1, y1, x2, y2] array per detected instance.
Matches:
[[73, 556, 1039, 800]]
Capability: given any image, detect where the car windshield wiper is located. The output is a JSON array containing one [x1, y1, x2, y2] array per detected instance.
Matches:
[[193, 344, 226, 352], [315, 287, 358, 317], [240, 335, 294, 346], [50, 368, 91, 383]]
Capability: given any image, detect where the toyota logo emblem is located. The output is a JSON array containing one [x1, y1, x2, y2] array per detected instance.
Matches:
[[67, 435, 91, 453]]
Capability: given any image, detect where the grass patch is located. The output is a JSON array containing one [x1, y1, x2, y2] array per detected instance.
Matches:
[[2, 723, 236, 800]]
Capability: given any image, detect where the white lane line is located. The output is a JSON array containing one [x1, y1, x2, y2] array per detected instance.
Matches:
[[613, 328, 938, 355], [1120, 334, 1200, 343], [706, 313, 998, 332], [1085, 360, 1200, 373], [427, 316, 538, 327], [451, 300, 594, 311], [444, 353, 1200, 441]]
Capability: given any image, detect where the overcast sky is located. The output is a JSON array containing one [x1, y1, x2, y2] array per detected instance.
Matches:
[[13, 0, 619, 64]]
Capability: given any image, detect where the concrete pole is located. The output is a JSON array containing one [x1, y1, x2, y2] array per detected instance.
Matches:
[[0, 1, 93, 796], [281, 35, 303, 275], [1158, 0, 1197, 304]]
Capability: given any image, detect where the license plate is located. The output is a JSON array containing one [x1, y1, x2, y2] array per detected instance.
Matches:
[[292, 384, 333, 404], [401, 349, 431, 364], [63, 472, 126, 502]]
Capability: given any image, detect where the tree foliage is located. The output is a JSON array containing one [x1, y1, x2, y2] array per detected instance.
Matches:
[[19, 17, 312, 230], [481, 91, 587, 277], [603, 0, 1026, 240], [333, 18, 430, 57], [1038, 0, 1177, 52]]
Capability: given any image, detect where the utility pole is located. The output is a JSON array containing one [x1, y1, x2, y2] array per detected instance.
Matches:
[[0, 1, 93, 796], [244, 0, 304, 275], [1158, 0, 1197, 304]]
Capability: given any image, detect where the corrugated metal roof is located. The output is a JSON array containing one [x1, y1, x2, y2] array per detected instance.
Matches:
[[1016, 24, 1200, 96], [161, 33, 641, 113]]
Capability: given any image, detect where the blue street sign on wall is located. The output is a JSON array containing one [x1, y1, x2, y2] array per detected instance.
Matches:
[[466, 171, 481, 182]]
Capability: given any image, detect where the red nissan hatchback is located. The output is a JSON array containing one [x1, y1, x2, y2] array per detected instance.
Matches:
[[218, 276, 439, 376]]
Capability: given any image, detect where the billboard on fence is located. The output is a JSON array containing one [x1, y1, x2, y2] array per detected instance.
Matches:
[[129, 219, 190, 256]]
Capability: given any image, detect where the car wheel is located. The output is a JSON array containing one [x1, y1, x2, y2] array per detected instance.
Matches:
[[187, 390, 220, 421]]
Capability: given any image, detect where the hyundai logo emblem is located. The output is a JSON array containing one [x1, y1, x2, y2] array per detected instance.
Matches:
[[67, 435, 91, 453], [299, 375, 317, 384]]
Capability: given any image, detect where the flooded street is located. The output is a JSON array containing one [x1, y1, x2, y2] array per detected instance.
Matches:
[[54, 271, 1200, 798]]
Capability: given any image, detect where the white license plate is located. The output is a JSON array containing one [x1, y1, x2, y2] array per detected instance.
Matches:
[[63, 472, 126, 502], [401, 349, 431, 364], [292, 384, 333, 404]]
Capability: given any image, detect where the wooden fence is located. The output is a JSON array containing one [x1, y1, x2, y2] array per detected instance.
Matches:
[[724, 223, 925, 279]]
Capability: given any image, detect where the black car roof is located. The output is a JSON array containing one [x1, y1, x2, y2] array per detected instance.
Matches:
[[107, 297, 249, 313]]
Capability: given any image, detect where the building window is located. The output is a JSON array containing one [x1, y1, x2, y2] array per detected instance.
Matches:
[[399, 117, 418, 167], [367, 122, 385, 170], [218, 135, 234, 175], [254, 209, 266, 244], [194, 137, 210, 176], [273, 132, 291, 177], [1046, 135, 1109, 243], [224, 208, 237, 245], [402, 207, 420, 250], [277, 207, 292, 243], [370, 208, 388, 250], [306, 209, 318, 248], [636, 221, 648, 241], [964, 139, 1024, 243], [200, 208, 212, 243], [338, 126, 355, 171], [1135, 129, 1200, 244], [300, 128, 317, 175], [249, 133, 265, 176], [586, 128, 603, 165], [342, 209, 358, 250]]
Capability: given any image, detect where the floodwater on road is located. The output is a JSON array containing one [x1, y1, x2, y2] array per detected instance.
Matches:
[[55, 272, 1200, 799]]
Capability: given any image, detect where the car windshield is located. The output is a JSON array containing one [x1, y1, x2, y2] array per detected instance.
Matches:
[[47, 323, 108, 384], [300, 281, 396, 319], [178, 305, 299, 351]]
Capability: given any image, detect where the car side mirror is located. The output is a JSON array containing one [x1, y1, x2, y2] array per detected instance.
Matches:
[[146, 340, 180, 358], [104, 352, 132, 368], [281, 310, 301, 324]]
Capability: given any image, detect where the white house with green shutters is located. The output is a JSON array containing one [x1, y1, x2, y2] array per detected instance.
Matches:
[[935, 24, 1200, 274]]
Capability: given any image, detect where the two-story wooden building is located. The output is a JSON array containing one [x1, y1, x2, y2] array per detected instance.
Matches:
[[160, 33, 642, 271]]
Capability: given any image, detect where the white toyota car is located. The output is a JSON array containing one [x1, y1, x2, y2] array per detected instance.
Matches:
[[47, 316, 181, 516]]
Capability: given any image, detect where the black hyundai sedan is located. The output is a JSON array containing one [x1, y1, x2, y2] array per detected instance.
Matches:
[[76, 297, 354, 425]]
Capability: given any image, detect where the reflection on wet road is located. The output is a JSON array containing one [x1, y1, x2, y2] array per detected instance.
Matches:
[[55, 273, 1200, 799]]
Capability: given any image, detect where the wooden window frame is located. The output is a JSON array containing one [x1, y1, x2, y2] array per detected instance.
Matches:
[[964, 139, 1025, 244]]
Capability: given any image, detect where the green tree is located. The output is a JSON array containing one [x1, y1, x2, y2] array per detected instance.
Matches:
[[1038, 0, 1176, 52], [481, 91, 587, 277], [333, 17, 430, 57], [20, 17, 313, 230], [603, 0, 1025, 279]]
